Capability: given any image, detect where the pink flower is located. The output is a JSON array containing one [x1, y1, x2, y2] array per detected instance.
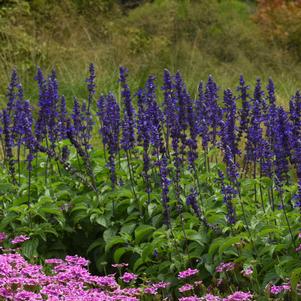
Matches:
[[0, 232, 6, 243], [120, 272, 138, 283], [201, 294, 222, 301], [11, 235, 30, 244], [298, 232, 301, 239], [295, 243, 301, 252], [112, 263, 129, 268], [65, 255, 89, 266], [144, 286, 158, 295], [270, 283, 291, 295], [152, 281, 170, 289], [224, 291, 253, 301], [241, 267, 253, 277], [179, 284, 194, 293], [215, 262, 235, 273], [178, 268, 199, 279], [179, 296, 201, 301], [194, 280, 203, 287]]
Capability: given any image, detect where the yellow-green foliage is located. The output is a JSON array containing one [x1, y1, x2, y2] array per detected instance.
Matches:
[[1, 0, 301, 104]]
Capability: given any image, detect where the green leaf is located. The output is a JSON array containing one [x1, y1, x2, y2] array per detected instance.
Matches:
[[291, 267, 301, 298], [114, 247, 129, 263], [87, 239, 104, 253], [105, 236, 127, 253], [134, 225, 155, 244], [133, 257, 144, 272], [95, 216, 108, 228], [219, 235, 246, 257], [208, 238, 224, 257], [22, 238, 39, 259]]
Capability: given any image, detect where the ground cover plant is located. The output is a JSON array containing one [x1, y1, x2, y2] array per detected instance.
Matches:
[[1, 65, 301, 299]]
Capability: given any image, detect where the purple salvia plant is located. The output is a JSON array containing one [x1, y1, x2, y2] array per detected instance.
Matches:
[[236, 75, 250, 146], [290, 91, 301, 164], [47, 71, 60, 147], [6, 69, 19, 115], [86, 63, 96, 113], [205, 75, 222, 147], [101, 93, 120, 187], [253, 78, 267, 119], [58, 96, 68, 140], [119, 66, 136, 151], [218, 170, 236, 225], [186, 90, 198, 169], [2, 109, 16, 184], [34, 68, 48, 142], [220, 120, 239, 184], [71, 97, 83, 142], [274, 107, 293, 186], [196, 81, 210, 151], [159, 154, 171, 227], [174, 71, 188, 157], [137, 88, 151, 200], [186, 189, 209, 228], [23, 100, 35, 172], [162, 69, 175, 151], [223, 89, 239, 158]]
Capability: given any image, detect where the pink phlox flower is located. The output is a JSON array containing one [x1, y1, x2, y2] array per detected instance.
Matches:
[[241, 267, 253, 277], [0, 232, 7, 243], [201, 294, 222, 301], [65, 255, 89, 266], [120, 272, 138, 283], [215, 262, 235, 273], [179, 296, 202, 301], [112, 263, 129, 268], [178, 268, 199, 279], [295, 243, 301, 252], [223, 291, 253, 301], [179, 283, 194, 293], [11, 235, 30, 244]]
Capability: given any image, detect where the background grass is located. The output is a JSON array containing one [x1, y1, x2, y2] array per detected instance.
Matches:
[[1, 0, 301, 105]]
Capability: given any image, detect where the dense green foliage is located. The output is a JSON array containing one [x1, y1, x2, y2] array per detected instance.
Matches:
[[1, 0, 301, 102]]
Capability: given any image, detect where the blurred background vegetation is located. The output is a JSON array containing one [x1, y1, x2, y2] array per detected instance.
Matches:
[[1, 0, 301, 105]]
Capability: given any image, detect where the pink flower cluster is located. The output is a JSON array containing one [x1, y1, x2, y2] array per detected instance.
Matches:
[[120, 272, 138, 283], [215, 262, 235, 273], [269, 283, 291, 295], [144, 281, 170, 295], [224, 291, 253, 301], [241, 267, 253, 277], [0, 253, 143, 300], [179, 291, 252, 301], [178, 268, 199, 279], [10, 235, 30, 245]]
